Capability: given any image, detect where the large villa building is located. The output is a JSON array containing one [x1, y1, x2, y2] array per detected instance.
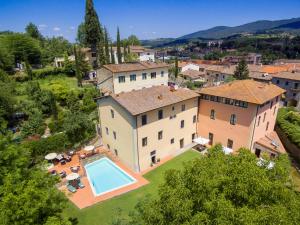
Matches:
[[197, 80, 286, 157], [97, 85, 198, 172], [97, 62, 169, 94]]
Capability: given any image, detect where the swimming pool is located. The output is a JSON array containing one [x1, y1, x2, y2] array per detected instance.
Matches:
[[85, 157, 136, 196]]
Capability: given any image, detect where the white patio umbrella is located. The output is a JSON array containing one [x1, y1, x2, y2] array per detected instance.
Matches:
[[193, 137, 210, 145], [66, 173, 80, 181], [45, 152, 57, 161], [222, 146, 233, 155], [84, 145, 95, 152]]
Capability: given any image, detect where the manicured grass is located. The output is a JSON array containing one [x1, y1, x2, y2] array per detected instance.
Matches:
[[63, 150, 200, 225]]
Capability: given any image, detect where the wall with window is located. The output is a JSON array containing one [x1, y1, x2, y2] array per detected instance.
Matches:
[[97, 67, 114, 94], [139, 51, 155, 62], [136, 98, 198, 171], [251, 96, 281, 151], [272, 77, 299, 104], [198, 97, 258, 151], [113, 67, 168, 94], [98, 97, 139, 172]]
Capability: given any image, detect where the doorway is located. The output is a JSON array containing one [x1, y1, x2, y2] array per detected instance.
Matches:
[[150, 150, 156, 164], [180, 138, 184, 148], [255, 148, 261, 157], [208, 133, 214, 145]]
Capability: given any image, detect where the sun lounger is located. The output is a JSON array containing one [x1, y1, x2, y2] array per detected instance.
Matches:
[[77, 179, 85, 189], [67, 184, 77, 193]]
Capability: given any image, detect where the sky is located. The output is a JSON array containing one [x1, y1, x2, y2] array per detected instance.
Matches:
[[0, 0, 299, 42]]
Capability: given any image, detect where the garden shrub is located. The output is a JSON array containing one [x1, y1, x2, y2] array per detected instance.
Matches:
[[277, 107, 300, 148]]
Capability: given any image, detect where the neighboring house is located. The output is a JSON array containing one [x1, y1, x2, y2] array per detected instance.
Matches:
[[178, 62, 200, 72], [97, 62, 169, 94], [249, 71, 272, 83], [205, 65, 235, 85], [221, 53, 262, 65], [180, 69, 206, 82], [97, 85, 199, 172], [271, 71, 300, 106], [112, 45, 155, 64], [197, 80, 286, 157], [54, 47, 97, 68]]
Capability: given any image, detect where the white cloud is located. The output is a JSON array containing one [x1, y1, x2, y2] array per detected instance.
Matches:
[[152, 31, 157, 34], [69, 26, 75, 30], [38, 24, 47, 30], [53, 27, 61, 31]]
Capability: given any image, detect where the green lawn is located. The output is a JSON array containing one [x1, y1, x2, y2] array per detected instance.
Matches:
[[63, 150, 200, 225]]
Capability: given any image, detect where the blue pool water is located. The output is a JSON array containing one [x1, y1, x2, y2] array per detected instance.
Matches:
[[85, 157, 136, 196]]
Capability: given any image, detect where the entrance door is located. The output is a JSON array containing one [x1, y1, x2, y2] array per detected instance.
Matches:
[[255, 148, 261, 157], [180, 138, 184, 148], [150, 150, 156, 164], [208, 133, 214, 145]]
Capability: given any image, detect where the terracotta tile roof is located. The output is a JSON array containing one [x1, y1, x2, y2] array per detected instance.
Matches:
[[256, 131, 286, 154], [205, 65, 236, 75], [111, 85, 199, 115], [112, 46, 155, 53], [272, 71, 300, 81], [249, 71, 272, 81], [181, 69, 205, 79], [103, 62, 169, 73], [199, 80, 285, 104]]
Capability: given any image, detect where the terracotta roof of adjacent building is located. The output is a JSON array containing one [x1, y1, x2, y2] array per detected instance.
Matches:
[[199, 79, 285, 104], [111, 85, 199, 115], [102, 62, 169, 73], [256, 131, 286, 154], [181, 69, 205, 79], [249, 71, 272, 81], [205, 65, 236, 75], [272, 71, 300, 81]]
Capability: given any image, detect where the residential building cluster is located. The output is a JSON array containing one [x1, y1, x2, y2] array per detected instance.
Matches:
[[96, 62, 287, 173]]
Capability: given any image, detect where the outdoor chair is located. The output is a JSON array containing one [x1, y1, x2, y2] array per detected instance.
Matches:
[[59, 171, 66, 178], [77, 178, 85, 189], [66, 184, 76, 193], [60, 159, 66, 165], [66, 156, 72, 162]]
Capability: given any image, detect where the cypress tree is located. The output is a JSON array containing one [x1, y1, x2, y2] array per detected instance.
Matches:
[[234, 58, 249, 80], [110, 43, 115, 64], [97, 25, 106, 66], [128, 44, 131, 54], [116, 27, 122, 64], [84, 0, 103, 68], [123, 44, 127, 62], [104, 27, 110, 64], [74, 45, 82, 87], [174, 57, 179, 78]]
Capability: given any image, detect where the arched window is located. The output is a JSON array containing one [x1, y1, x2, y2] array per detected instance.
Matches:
[[210, 109, 215, 120], [230, 114, 237, 125]]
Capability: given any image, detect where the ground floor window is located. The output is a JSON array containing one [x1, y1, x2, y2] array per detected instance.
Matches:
[[150, 150, 156, 164], [208, 133, 214, 145], [114, 149, 118, 156], [192, 133, 196, 141], [227, 139, 233, 149]]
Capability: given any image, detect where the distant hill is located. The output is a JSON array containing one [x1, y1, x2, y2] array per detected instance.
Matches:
[[178, 17, 300, 40], [140, 38, 175, 48]]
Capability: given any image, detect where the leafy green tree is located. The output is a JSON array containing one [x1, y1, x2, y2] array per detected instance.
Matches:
[[63, 111, 95, 144], [110, 43, 115, 64], [122, 145, 300, 225], [0, 42, 14, 72], [116, 27, 122, 64], [234, 58, 249, 80], [0, 33, 42, 65], [74, 45, 90, 87], [0, 70, 15, 133], [224, 75, 236, 83], [123, 44, 127, 61], [63, 52, 75, 74], [104, 27, 110, 64], [66, 91, 80, 112], [25, 22, 43, 40], [76, 22, 87, 46], [25, 58, 33, 80], [21, 109, 45, 137], [127, 35, 140, 46]]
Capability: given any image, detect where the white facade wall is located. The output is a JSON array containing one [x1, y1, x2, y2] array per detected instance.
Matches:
[[181, 63, 200, 72], [113, 68, 168, 94], [139, 52, 155, 62]]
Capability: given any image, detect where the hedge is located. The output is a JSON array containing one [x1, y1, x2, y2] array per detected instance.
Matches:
[[277, 107, 300, 148], [32, 66, 74, 79]]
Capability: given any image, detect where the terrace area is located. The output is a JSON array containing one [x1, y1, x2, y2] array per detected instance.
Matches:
[[49, 146, 148, 209]]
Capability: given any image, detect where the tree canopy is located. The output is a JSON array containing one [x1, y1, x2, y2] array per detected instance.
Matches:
[[25, 22, 43, 40], [120, 145, 300, 225]]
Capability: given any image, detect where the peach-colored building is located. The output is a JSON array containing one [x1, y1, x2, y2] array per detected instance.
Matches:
[[197, 80, 286, 157], [97, 85, 198, 172]]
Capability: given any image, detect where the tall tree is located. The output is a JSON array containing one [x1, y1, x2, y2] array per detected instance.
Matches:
[[74, 45, 82, 87], [110, 43, 115, 64], [84, 0, 103, 68], [116, 27, 122, 64], [25, 58, 33, 80], [123, 44, 127, 62], [121, 145, 300, 225], [174, 57, 179, 78], [76, 22, 87, 46], [97, 25, 106, 66], [234, 58, 249, 80], [25, 22, 43, 40], [104, 27, 110, 64]]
